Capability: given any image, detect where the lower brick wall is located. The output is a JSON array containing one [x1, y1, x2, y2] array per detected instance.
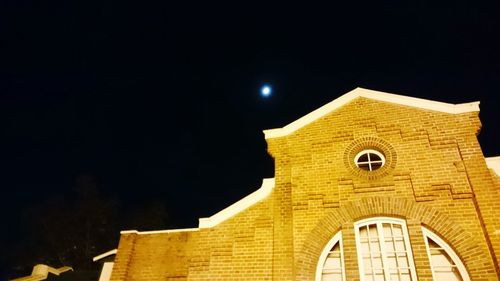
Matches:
[[111, 195, 499, 281], [110, 231, 191, 281], [110, 198, 275, 281]]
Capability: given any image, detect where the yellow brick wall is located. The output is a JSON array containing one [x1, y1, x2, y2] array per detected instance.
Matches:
[[110, 97, 500, 280]]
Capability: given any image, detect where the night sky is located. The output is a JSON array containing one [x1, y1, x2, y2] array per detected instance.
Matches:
[[1, 0, 500, 278]]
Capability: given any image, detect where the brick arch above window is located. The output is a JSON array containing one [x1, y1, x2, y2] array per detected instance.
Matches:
[[295, 197, 488, 281]]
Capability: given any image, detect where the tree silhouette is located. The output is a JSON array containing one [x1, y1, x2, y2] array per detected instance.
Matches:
[[8, 173, 171, 279]]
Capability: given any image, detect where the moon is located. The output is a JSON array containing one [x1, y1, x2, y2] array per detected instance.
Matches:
[[260, 85, 272, 98]]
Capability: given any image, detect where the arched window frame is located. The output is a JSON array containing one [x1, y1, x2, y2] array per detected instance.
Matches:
[[354, 217, 418, 281], [315, 231, 346, 281], [422, 227, 471, 281], [354, 149, 386, 171]]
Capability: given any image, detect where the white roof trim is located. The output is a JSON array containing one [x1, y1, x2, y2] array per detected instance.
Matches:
[[263, 87, 480, 139], [10, 265, 73, 281], [486, 156, 500, 177], [120, 228, 199, 235], [93, 249, 118, 262], [198, 178, 275, 228], [117, 178, 275, 234]]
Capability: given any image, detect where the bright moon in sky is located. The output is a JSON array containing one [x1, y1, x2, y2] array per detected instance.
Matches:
[[260, 85, 272, 97]]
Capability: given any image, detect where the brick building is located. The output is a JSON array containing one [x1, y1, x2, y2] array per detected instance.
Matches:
[[107, 88, 500, 281]]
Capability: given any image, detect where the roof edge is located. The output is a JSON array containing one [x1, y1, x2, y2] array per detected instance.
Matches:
[[118, 178, 275, 234], [120, 228, 199, 235], [93, 249, 118, 262], [10, 265, 73, 281], [198, 178, 275, 228], [264, 87, 480, 139], [486, 156, 500, 177]]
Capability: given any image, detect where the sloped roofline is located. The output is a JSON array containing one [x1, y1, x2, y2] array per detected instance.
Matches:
[[263, 87, 480, 139], [10, 265, 73, 281], [93, 249, 118, 262], [198, 178, 275, 228], [118, 178, 275, 234]]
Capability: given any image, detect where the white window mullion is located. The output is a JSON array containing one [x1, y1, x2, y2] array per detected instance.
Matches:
[[377, 222, 391, 281], [366, 225, 375, 280], [367, 153, 373, 171], [389, 223, 402, 281], [401, 223, 418, 281]]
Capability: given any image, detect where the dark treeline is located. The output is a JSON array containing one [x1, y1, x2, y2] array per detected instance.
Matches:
[[4, 173, 170, 279]]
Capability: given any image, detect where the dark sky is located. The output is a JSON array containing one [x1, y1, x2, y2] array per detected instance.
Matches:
[[1, 0, 500, 276]]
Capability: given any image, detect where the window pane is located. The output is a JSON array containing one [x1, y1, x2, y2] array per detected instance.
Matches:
[[434, 271, 463, 281], [386, 254, 397, 269], [397, 256, 409, 268], [358, 154, 369, 162], [364, 257, 372, 271], [369, 153, 382, 161], [392, 225, 403, 237], [430, 253, 454, 266], [361, 241, 370, 255], [374, 273, 385, 281], [368, 224, 378, 238], [322, 273, 342, 281], [360, 226, 368, 237], [371, 162, 383, 170], [373, 256, 383, 269], [358, 163, 370, 170], [389, 272, 399, 281], [324, 256, 341, 269], [383, 224, 393, 237], [400, 273, 411, 281], [395, 240, 406, 252], [371, 241, 381, 254], [385, 240, 396, 252]]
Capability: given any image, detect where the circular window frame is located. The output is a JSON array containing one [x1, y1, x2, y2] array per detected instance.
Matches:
[[344, 137, 397, 180], [354, 149, 386, 171]]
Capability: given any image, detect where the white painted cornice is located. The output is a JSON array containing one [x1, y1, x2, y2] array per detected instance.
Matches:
[[120, 228, 199, 235], [117, 178, 275, 235], [263, 87, 480, 139], [198, 178, 275, 228], [486, 156, 500, 177], [10, 265, 73, 281], [93, 249, 118, 262]]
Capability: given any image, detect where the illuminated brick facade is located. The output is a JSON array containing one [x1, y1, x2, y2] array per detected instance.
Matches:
[[109, 88, 500, 281]]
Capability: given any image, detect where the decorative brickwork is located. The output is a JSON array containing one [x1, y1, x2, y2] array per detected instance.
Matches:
[[109, 89, 500, 281], [343, 136, 397, 180]]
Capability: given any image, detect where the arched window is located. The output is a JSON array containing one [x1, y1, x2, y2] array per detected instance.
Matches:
[[316, 232, 345, 281], [354, 217, 417, 281], [354, 149, 386, 171], [316, 219, 471, 281], [422, 228, 470, 281]]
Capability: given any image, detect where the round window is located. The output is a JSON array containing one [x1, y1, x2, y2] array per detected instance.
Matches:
[[354, 149, 385, 171]]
